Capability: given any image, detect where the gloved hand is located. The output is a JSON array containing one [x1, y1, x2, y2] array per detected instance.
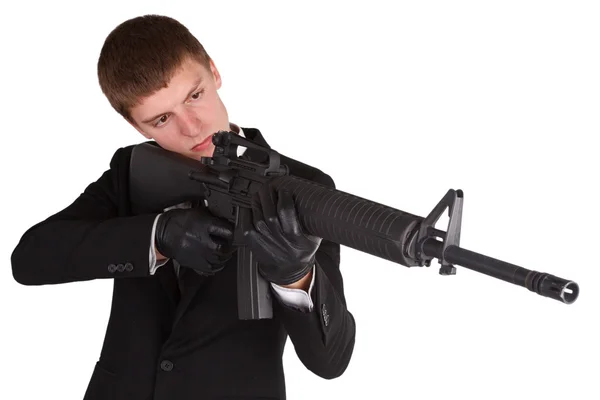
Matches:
[[244, 185, 321, 286], [155, 207, 235, 275]]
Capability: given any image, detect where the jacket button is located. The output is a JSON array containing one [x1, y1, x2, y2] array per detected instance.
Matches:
[[125, 262, 133, 272], [108, 264, 117, 273], [160, 360, 174, 371], [117, 263, 125, 272]]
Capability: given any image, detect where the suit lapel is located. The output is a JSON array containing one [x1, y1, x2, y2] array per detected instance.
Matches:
[[156, 259, 209, 330], [155, 259, 180, 306]]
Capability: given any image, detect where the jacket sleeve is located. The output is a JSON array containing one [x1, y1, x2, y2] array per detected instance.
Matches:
[[272, 171, 356, 380], [11, 146, 159, 285]]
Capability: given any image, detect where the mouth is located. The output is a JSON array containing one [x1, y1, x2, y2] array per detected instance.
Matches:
[[191, 134, 214, 152]]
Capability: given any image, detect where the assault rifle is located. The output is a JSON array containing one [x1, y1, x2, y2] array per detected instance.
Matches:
[[129, 131, 579, 319]]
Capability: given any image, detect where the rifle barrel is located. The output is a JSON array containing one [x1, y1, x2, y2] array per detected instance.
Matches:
[[422, 238, 579, 304]]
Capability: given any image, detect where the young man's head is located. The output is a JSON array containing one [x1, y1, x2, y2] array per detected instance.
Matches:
[[97, 15, 230, 159]]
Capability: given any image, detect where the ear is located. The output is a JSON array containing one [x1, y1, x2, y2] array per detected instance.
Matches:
[[209, 58, 222, 90]]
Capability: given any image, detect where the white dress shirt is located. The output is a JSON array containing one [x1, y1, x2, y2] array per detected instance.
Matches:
[[147, 123, 315, 312]]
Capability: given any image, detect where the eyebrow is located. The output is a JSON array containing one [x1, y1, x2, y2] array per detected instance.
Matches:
[[141, 77, 204, 124]]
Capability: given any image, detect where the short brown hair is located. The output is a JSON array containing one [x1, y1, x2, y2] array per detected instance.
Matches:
[[97, 14, 212, 122]]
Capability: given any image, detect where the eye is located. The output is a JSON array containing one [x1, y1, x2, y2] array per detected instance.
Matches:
[[190, 89, 205, 101], [154, 114, 169, 127]]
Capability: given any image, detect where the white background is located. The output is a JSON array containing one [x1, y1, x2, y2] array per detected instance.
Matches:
[[1, 1, 598, 399]]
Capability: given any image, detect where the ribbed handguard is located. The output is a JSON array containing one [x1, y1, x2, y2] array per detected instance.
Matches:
[[267, 175, 424, 266]]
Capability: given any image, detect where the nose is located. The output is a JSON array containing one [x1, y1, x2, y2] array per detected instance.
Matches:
[[179, 109, 202, 138]]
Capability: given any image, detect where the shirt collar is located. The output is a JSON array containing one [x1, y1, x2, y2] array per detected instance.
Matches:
[[229, 122, 245, 138], [228, 122, 246, 157]]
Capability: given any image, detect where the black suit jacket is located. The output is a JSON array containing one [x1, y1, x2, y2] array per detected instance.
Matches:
[[11, 128, 356, 400]]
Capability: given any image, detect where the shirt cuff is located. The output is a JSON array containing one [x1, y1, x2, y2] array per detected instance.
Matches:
[[149, 214, 170, 275], [269, 264, 316, 312]]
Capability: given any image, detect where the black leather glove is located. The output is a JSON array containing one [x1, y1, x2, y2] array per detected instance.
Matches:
[[155, 207, 235, 275], [244, 185, 321, 286]]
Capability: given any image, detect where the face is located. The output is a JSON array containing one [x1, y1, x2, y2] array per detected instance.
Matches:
[[129, 57, 230, 160]]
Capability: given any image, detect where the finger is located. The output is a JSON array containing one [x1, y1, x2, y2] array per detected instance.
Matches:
[[205, 239, 221, 253], [277, 189, 301, 236], [207, 219, 235, 241], [190, 258, 214, 275], [210, 235, 232, 251], [208, 263, 226, 274], [258, 184, 281, 234], [211, 242, 235, 264]]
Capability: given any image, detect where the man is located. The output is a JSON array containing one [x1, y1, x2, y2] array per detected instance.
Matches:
[[10, 14, 356, 400]]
